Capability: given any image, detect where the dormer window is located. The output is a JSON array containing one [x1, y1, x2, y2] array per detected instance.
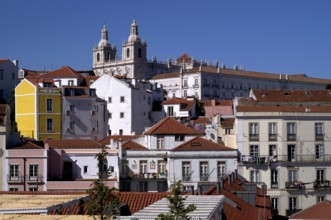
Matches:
[[68, 80, 74, 86], [43, 82, 52, 87]]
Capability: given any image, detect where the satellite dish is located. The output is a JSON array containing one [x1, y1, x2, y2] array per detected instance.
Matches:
[[210, 133, 216, 140]]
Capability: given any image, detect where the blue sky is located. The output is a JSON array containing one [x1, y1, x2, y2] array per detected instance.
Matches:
[[2, 0, 331, 79]]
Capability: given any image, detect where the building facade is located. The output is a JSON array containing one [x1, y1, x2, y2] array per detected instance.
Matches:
[[0, 59, 20, 104], [235, 89, 331, 217]]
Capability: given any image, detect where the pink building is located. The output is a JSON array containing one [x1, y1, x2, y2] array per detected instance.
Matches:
[[5, 139, 119, 191], [201, 99, 233, 118]]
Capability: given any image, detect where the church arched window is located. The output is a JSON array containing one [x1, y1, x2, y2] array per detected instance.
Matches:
[[97, 53, 100, 62], [127, 48, 130, 58], [138, 48, 142, 58]]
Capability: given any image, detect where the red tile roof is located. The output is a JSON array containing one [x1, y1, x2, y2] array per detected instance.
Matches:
[[176, 53, 192, 64], [171, 137, 233, 151], [237, 105, 331, 113], [9, 141, 44, 149], [289, 200, 331, 219], [144, 117, 196, 135], [0, 59, 8, 64], [201, 99, 233, 107], [117, 192, 169, 214], [34, 66, 81, 79], [221, 118, 235, 128], [122, 140, 148, 151], [192, 116, 210, 125], [45, 139, 103, 149], [252, 89, 331, 103], [99, 135, 141, 145], [162, 97, 195, 111], [152, 66, 331, 84]]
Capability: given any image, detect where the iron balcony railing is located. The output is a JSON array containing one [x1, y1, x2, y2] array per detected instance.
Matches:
[[241, 154, 331, 164], [7, 175, 44, 184], [315, 134, 324, 141], [287, 134, 296, 141], [7, 175, 24, 183], [249, 134, 259, 141], [200, 176, 209, 181], [285, 181, 304, 190], [182, 175, 191, 182], [269, 134, 277, 141], [28, 175, 44, 183], [314, 180, 330, 189], [129, 173, 167, 180], [286, 209, 301, 216]]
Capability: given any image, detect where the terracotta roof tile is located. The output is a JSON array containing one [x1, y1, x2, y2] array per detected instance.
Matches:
[[192, 116, 210, 124], [45, 139, 103, 149], [144, 117, 196, 135], [117, 192, 169, 214], [0, 59, 8, 63], [162, 97, 195, 111], [9, 141, 44, 149], [289, 199, 331, 219], [176, 53, 192, 64], [99, 135, 142, 145], [237, 105, 331, 113], [34, 66, 81, 79], [122, 140, 148, 151], [171, 137, 234, 151], [201, 99, 233, 107], [221, 118, 235, 128], [252, 89, 331, 102]]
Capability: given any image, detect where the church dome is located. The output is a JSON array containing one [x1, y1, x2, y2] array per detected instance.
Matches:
[[128, 20, 141, 42], [98, 25, 111, 47]]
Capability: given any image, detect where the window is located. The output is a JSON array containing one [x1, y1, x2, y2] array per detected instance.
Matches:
[[9, 165, 19, 181], [9, 188, 19, 191], [157, 136, 165, 149], [250, 170, 259, 183], [167, 106, 174, 117], [182, 162, 191, 181], [316, 169, 325, 182], [138, 48, 142, 58], [70, 104, 75, 112], [269, 123, 277, 141], [194, 78, 199, 87], [249, 123, 259, 140], [97, 53, 100, 62], [200, 161, 209, 181], [119, 129, 123, 135], [269, 145, 277, 156], [83, 166, 88, 174], [271, 170, 278, 188], [289, 197, 297, 210], [217, 161, 226, 178], [249, 145, 259, 157], [109, 112, 112, 119], [139, 160, 147, 174], [120, 112, 124, 118], [108, 97, 112, 103], [183, 90, 187, 97], [126, 48, 130, 58], [175, 135, 184, 141], [288, 170, 298, 182], [287, 123, 296, 140], [29, 164, 38, 181], [12, 72, 15, 80], [68, 80, 74, 86], [316, 144, 324, 160], [315, 123, 324, 140], [158, 161, 166, 174], [47, 118, 53, 132], [29, 187, 37, 191], [225, 128, 231, 134], [120, 96, 125, 103], [271, 198, 278, 210], [46, 99, 53, 112], [317, 195, 325, 203]]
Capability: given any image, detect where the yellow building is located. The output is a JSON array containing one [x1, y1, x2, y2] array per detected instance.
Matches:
[[15, 78, 62, 140]]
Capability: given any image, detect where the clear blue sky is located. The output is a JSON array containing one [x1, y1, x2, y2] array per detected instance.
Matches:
[[2, 0, 331, 79]]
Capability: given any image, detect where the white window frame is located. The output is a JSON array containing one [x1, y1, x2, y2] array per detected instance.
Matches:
[[46, 99, 53, 112], [157, 136, 165, 149]]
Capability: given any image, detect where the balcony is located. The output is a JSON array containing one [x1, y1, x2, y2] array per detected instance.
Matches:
[[269, 134, 277, 141], [314, 180, 330, 189], [285, 181, 304, 190], [286, 209, 301, 216], [193, 84, 199, 88], [27, 175, 44, 183], [315, 134, 324, 141], [7, 175, 24, 183], [130, 173, 167, 180], [249, 134, 259, 141], [183, 175, 191, 182], [241, 154, 331, 164], [200, 176, 209, 181], [287, 134, 296, 141], [271, 182, 278, 189], [183, 84, 188, 89]]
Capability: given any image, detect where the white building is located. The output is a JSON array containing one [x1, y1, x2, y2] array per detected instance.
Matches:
[[0, 59, 20, 104], [234, 89, 331, 217], [90, 74, 164, 135], [162, 97, 196, 120], [151, 66, 331, 100], [115, 117, 237, 192]]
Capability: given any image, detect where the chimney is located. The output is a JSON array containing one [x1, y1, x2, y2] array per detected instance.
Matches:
[[216, 182, 220, 194], [13, 60, 19, 67], [220, 178, 223, 189], [228, 175, 231, 184]]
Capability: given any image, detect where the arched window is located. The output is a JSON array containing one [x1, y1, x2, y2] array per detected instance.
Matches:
[[126, 48, 130, 58], [97, 53, 100, 62], [138, 48, 142, 58]]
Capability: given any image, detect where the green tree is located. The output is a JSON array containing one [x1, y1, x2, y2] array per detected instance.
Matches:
[[158, 181, 196, 220], [86, 146, 120, 220]]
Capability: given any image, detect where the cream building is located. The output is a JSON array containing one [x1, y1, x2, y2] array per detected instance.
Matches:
[[235, 89, 331, 217]]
